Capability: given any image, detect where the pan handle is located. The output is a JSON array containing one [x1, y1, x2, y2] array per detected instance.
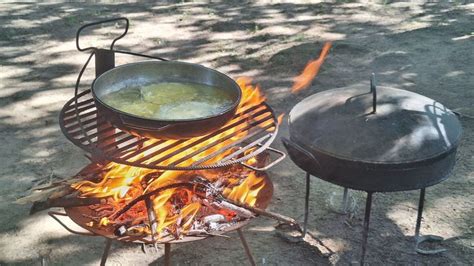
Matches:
[[240, 146, 286, 171], [119, 116, 173, 132], [281, 137, 321, 170]]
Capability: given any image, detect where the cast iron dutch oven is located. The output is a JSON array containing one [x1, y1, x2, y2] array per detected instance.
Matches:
[[282, 83, 462, 192], [92, 61, 242, 139]]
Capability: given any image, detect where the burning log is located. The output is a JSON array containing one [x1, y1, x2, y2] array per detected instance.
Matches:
[[186, 229, 230, 238], [16, 186, 75, 207], [17, 164, 107, 207], [145, 198, 158, 242], [109, 177, 298, 232], [110, 182, 198, 220], [212, 201, 254, 219], [221, 198, 299, 227], [114, 223, 150, 237], [30, 197, 106, 214]]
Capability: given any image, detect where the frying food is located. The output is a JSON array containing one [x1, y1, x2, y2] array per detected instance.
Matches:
[[102, 82, 234, 120]]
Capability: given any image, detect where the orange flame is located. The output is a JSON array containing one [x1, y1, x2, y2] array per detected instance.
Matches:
[[236, 77, 266, 107], [291, 42, 332, 93], [224, 172, 265, 206], [72, 78, 270, 238], [153, 190, 201, 235], [72, 162, 153, 201]]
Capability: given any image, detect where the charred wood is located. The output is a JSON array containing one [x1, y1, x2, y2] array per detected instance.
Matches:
[[30, 197, 105, 214], [221, 198, 299, 227]]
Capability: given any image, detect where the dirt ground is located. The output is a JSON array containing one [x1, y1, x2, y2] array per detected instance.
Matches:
[[1, 1, 473, 265]]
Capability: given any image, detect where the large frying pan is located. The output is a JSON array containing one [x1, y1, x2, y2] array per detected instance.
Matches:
[[92, 61, 242, 139]]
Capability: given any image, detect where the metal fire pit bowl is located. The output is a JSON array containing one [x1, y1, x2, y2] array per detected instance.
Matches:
[[49, 161, 273, 265], [63, 172, 273, 244]]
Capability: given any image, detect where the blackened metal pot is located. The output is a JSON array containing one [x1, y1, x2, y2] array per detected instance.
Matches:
[[282, 82, 462, 192]]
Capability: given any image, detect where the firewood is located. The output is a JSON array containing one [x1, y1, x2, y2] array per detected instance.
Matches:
[[186, 229, 230, 238], [221, 198, 299, 227], [114, 223, 150, 237], [16, 187, 71, 205], [212, 201, 254, 219], [16, 166, 105, 205], [29, 197, 105, 214], [145, 198, 158, 242], [110, 182, 197, 220], [202, 214, 225, 224]]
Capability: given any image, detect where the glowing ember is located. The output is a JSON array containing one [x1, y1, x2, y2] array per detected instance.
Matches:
[[291, 42, 332, 93], [71, 79, 271, 240]]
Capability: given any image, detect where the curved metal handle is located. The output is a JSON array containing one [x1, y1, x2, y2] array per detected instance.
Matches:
[[281, 137, 321, 169], [76, 17, 129, 52], [240, 146, 286, 171], [73, 53, 95, 146], [114, 50, 168, 61], [48, 211, 97, 236], [119, 116, 173, 132]]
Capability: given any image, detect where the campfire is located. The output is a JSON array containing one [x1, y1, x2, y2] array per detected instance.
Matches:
[[27, 76, 277, 243], [66, 160, 272, 240], [64, 77, 274, 241]]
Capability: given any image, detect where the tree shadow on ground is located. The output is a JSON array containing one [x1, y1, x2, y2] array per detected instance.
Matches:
[[0, 1, 472, 265]]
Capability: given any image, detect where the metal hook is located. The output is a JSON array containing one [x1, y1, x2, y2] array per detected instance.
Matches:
[[370, 73, 377, 114], [76, 17, 129, 52]]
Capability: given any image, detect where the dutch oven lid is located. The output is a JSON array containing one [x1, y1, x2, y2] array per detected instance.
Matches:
[[288, 84, 462, 164]]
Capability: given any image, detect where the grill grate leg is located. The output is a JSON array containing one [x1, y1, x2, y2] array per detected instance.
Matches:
[[238, 229, 256, 266], [360, 191, 373, 265], [303, 172, 311, 237], [93, 49, 117, 159], [100, 239, 112, 266], [414, 188, 446, 254]]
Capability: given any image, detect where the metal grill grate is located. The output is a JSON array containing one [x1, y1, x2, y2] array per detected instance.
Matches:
[[59, 89, 281, 170]]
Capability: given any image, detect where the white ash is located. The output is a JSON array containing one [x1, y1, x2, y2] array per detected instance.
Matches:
[[202, 214, 225, 224]]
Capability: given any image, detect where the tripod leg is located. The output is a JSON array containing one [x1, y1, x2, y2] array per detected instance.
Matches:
[[237, 229, 256, 266], [360, 192, 373, 265], [414, 188, 446, 255], [164, 243, 171, 266], [303, 172, 311, 237], [100, 239, 112, 266]]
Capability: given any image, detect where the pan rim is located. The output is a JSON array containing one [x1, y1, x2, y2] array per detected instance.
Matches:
[[91, 60, 242, 123]]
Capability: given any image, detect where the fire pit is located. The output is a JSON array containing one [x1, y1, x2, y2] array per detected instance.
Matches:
[[32, 18, 287, 266], [47, 161, 274, 265]]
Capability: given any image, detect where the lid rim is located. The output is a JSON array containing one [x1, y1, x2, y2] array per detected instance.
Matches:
[[289, 131, 461, 166], [288, 85, 463, 164]]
